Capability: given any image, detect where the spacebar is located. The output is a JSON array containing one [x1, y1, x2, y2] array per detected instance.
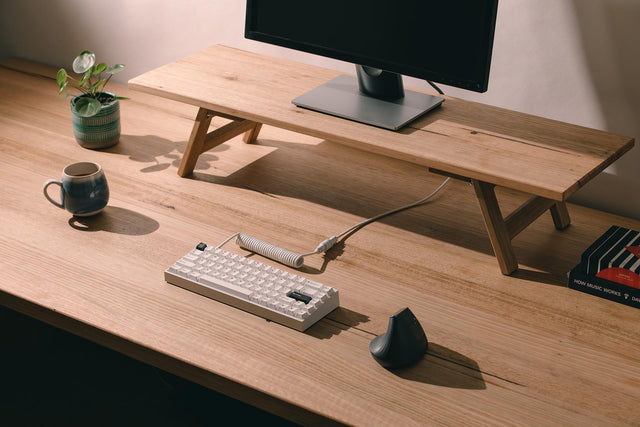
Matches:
[[197, 274, 252, 299]]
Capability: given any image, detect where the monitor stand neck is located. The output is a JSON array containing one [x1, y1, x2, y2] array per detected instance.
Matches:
[[356, 65, 405, 100]]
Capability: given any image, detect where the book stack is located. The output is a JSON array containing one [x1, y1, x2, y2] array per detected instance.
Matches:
[[568, 225, 640, 309]]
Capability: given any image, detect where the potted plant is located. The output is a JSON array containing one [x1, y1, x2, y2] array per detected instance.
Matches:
[[57, 50, 126, 149]]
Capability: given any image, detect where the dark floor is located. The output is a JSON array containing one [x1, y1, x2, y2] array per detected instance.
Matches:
[[0, 306, 297, 426]]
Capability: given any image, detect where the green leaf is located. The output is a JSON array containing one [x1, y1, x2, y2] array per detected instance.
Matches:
[[73, 97, 101, 117], [94, 62, 107, 74], [105, 64, 125, 74], [73, 51, 95, 73], [58, 81, 68, 95], [114, 96, 129, 100], [56, 68, 67, 86]]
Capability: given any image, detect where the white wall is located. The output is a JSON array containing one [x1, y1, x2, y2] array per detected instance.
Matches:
[[1, 0, 638, 219]]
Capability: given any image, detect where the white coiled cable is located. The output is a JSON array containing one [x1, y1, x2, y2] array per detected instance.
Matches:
[[234, 233, 305, 268], [216, 177, 450, 269]]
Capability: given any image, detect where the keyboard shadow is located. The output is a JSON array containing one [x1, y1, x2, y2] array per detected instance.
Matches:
[[305, 307, 370, 340]]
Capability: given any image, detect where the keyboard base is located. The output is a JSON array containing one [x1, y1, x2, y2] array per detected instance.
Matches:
[[165, 271, 339, 332]]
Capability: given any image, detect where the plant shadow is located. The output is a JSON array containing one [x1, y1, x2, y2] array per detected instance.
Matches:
[[104, 134, 224, 174]]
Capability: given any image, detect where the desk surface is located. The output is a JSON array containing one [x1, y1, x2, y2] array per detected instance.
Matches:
[[128, 45, 634, 202], [2, 57, 640, 425]]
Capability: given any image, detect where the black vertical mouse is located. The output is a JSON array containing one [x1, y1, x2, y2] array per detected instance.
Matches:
[[369, 307, 428, 369]]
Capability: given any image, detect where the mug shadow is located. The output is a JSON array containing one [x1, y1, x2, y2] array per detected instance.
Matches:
[[68, 206, 159, 235]]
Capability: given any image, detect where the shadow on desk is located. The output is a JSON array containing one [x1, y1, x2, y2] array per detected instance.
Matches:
[[108, 133, 581, 286], [68, 206, 159, 236], [394, 343, 486, 390], [306, 307, 371, 340], [193, 138, 579, 283], [105, 134, 220, 175]]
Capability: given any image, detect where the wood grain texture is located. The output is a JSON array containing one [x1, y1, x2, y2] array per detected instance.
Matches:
[[128, 45, 634, 202], [504, 196, 556, 239], [2, 58, 640, 425]]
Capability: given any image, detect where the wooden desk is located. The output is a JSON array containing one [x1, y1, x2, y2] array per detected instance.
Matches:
[[2, 57, 640, 425], [128, 45, 634, 275]]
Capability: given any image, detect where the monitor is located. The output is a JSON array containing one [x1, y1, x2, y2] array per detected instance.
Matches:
[[245, 0, 499, 130]]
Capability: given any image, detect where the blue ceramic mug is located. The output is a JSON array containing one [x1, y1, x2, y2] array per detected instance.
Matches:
[[43, 162, 109, 216]]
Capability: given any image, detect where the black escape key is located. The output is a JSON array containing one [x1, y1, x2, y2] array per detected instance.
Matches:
[[287, 290, 312, 304]]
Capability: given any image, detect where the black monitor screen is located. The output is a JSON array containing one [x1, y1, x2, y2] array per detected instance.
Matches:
[[245, 0, 499, 93]]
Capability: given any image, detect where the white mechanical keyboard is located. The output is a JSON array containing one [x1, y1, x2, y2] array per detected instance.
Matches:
[[165, 243, 339, 331]]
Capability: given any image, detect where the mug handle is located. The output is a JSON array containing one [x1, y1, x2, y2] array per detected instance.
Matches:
[[43, 179, 65, 209]]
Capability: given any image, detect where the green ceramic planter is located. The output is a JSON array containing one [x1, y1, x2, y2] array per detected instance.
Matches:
[[70, 92, 120, 149]]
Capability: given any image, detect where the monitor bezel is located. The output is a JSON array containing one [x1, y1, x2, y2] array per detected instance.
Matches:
[[244, 0, 499, 93]]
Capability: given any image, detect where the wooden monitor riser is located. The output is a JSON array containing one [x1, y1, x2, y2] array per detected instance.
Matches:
[[128, 45, 633, 276], [176, 106, 569, 275]]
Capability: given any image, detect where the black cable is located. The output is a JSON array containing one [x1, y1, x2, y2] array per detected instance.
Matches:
[[426, 80, 445, 95]]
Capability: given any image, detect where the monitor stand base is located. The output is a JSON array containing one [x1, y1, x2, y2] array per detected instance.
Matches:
[[292, 75, 444, 131]]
